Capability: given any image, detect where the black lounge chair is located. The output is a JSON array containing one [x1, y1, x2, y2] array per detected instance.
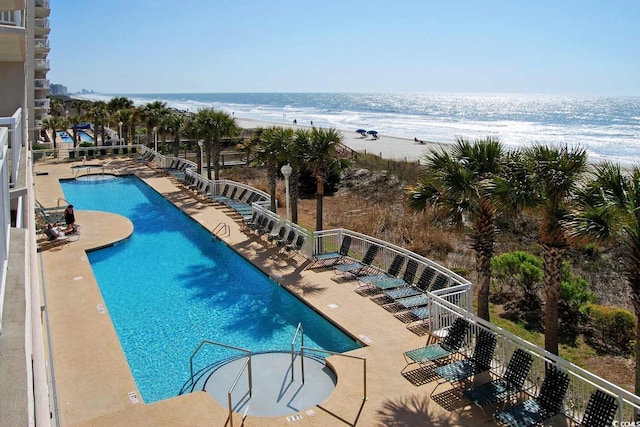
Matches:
[[335, 244, 380, 278], [258, 219, 275, 236], [581, 389, 618, 427], [402, 317, 470, 371], [431, 329, 497, 396], [382, 265, 438, 302], [286, 234, 306, 258], [494, 365, 570, 427], [402, 274, 452, 318], [462, 348, 534, 418], [210, 184, 230, 202], [250, 215, 267, 233], [373, 258, 419, 291], [358, 254, 405, 286], [312, 235, 352, 268], [268, 225, 286, 244], [277, 229, 296, 248]]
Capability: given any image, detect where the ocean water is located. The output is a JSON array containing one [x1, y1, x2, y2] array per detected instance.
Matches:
[[82, 92, 640, 165]]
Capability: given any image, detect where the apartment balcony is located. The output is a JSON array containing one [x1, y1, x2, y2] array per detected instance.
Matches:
[[34, 98, 50, 110], [0, 11, 25, 62], [34, 0, 50, 18], [34, 58, 49, 70], [34, 17, 49, 35], [34, 118, 43, 129], [34, 37, 49, 53], [34, 79, 49, 90]]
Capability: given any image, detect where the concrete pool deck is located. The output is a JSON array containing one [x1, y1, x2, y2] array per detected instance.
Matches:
[[35, 157, 494, 426]]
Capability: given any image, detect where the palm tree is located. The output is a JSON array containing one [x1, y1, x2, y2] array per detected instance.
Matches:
[[107, 96, 134, 115], [191, 108, 239, 180], [407, 137, 504, 321], [139, 101, 169, 149], [306, 128, 345, 231], [495, 145, 589, 355], [115, 108, 136, 145], [236, 128, 262, 167], [288, 128, 313, 224], [570, 161, 640, 395], [41, 116, 65, 157], [160, 112, 185, 156], [87, 101, 108, 145], [254, 127, 292, 212]]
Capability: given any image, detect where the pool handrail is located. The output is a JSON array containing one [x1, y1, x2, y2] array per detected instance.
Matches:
[[299, 347, 367, 401], [227, 357, 252, 427], [290, 323, 304, 382], [189, 340, 252, 388]]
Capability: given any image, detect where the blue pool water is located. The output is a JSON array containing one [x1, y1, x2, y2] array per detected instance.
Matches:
[[60, 176, 359, 403], [77, 130, 93, 142], [56, 131, 73, 143], [56, 130, 94, 143]]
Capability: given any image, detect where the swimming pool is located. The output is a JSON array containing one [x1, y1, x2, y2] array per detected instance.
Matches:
[[56, 130, 94, 143], [60, 176, 359, 403], [56, 131, 73, 143]]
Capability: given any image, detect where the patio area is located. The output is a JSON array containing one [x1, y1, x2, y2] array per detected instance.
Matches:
[[33, 152, 635, 426]]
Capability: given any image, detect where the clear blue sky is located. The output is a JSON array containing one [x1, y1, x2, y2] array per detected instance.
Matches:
[[48, 0, 640, 95]]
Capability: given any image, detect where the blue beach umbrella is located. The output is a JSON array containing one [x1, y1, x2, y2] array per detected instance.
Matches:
[[366, 130, 378, 135], [355, 128, 367, 135]]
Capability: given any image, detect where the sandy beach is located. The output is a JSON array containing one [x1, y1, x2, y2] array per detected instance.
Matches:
[[234, 117, 447, 162]]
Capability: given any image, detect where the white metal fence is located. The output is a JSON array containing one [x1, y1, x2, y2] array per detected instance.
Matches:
[[427, 294, 639, 424]]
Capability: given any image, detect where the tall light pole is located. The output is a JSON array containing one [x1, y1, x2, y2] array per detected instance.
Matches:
[[118, 121, 123, 144], [152, 126, 158, 152], [281, 163, 292, 220], [197, 140, 204, 176]]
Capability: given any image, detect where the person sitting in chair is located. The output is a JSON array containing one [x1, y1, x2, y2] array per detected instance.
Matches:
[[45, 223, 65, 240]]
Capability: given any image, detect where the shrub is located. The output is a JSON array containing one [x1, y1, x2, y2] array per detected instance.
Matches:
[[581, 303, 636, 353], [491, 251, 544, 329], [79, 142, 94, 147], [491, 251, 543, 299], [560, 261, 596, 312]]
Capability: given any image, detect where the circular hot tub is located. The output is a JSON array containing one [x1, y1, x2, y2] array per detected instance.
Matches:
[[75, 174, 118, 182], [184, 352, 337, 417]]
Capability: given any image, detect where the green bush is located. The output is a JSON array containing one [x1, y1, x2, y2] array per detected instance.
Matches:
[[560, 261, 596, 311], [581, 303, 636, 353], [491, 251, 543, 297], [491, 251, 544, 329], [79, 142, 94, 147]]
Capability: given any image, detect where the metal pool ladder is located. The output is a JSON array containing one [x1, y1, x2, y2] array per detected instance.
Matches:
[[212, 222, 230, 237]]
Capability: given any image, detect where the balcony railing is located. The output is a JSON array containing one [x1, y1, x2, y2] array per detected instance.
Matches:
[[34, 59, 50, 70], [0, 127, 10, 334], [35, 0, 51, 9], [34, 99, 50, 110], [34, 79, 49, 89], [34, 38, 50, 50], [34, 18, 49, 29]]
